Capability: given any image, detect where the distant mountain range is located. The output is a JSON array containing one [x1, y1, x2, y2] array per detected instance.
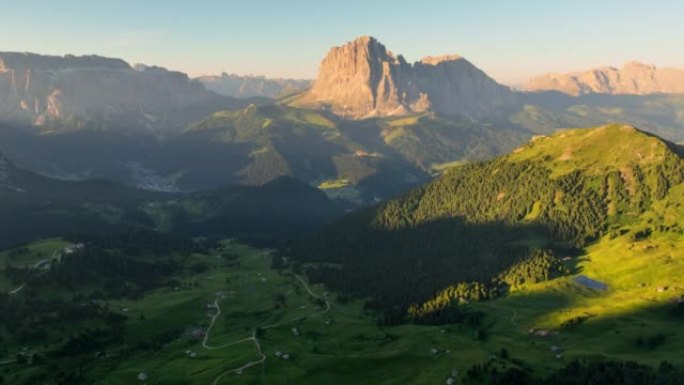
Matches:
[[197, 73, 311, 98], [524, 61, 684, 95]]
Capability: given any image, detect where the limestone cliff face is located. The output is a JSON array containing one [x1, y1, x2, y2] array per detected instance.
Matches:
[[524, 62, 684, 95], [291, 36, 512, 119], [0, 52, 225, 132]]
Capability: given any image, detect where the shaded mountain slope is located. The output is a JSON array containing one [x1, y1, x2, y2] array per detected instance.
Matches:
[[0, 152, 343, 248], [144, 176, 345, 244]]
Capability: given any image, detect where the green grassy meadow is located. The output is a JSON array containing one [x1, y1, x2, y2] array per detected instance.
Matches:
[[3, 225, 683, 385]]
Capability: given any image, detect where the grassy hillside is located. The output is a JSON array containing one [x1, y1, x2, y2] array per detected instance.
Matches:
[[290, 124, 684, 323], [508, 125, 674, 175], [381, 113, 525, 170], [170, 104, 530, 202]]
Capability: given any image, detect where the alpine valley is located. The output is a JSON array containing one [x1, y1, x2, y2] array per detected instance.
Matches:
[[3, 37, 684, 202], [3, 31, 684, 385]]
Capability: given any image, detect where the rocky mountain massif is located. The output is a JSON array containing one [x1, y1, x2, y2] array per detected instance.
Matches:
[[290, 36, 513, 119], [0, 52, 249, 133], [197, 73, 311, 98], [524, 61, 684, 95], [4, 38, 684, 199]]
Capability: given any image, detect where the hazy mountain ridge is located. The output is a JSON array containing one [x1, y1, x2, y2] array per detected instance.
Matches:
[[511, 92, 684, 143], [197, 72, 311, 98], [524, 61, 684, 95]]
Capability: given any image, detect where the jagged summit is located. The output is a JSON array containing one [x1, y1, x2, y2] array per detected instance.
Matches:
[[290, 36, 423, 118], [289, 36, 512, 119], [339, 35, 397, 58], [524, 61, 684, 95], [419, 54, 463, 65]]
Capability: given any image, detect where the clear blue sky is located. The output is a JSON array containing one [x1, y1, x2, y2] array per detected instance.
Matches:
[[2, 0, 683, 85]]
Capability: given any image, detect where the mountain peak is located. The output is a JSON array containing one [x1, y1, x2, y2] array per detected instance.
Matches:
[[290, 37, 511, 119], [350, 35, 378, 45], [327, 35, 400, 64], [344, 35, 385, 51]]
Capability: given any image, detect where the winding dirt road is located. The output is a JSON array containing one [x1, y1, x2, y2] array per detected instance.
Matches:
[[9, 283, 26, 295], [203, 272, 331, 384]]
